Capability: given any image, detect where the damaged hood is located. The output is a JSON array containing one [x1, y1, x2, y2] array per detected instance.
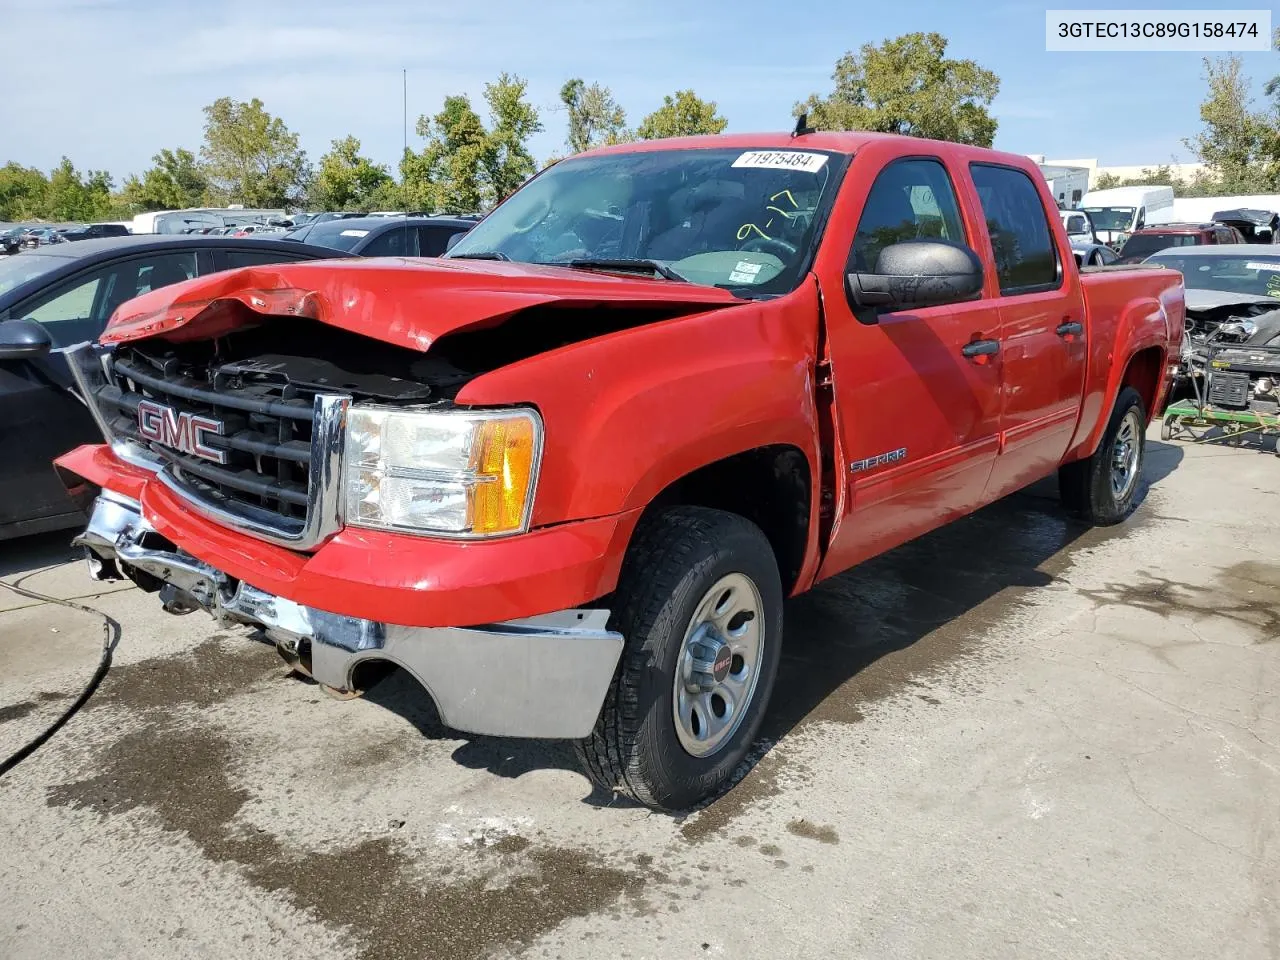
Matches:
[[100, 256, 744, 351], [1184, 289, 1280, 314]]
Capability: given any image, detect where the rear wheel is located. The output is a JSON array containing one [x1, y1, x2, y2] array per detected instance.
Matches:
[[1059, 386, 1146, 525], [576, 507, 783, 811]]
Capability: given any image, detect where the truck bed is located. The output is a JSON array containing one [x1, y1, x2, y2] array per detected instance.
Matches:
[[1066, 262, 1185, 459]]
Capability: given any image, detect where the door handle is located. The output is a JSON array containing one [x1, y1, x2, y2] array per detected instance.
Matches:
[[1056, 321, 1084, 337], [961, 339, 999, 358]]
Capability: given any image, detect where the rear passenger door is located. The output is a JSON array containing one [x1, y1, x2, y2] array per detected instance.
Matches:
[[969, 163, 1087, 499], [817, 154, 1004, 578]]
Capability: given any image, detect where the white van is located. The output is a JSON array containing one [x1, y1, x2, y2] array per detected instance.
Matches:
[[1081, 186, 1175, 245]]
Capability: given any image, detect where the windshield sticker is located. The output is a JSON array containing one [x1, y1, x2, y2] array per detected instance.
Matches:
[[340, 229, 370, 238], [728, 269, 760, 284], [732, 151, 828, 173], [733, 261, 764, 276], [1246, 262, 1280, 272]]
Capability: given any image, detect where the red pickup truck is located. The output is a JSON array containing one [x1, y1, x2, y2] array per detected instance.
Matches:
[[55, 132, 1183, 811]]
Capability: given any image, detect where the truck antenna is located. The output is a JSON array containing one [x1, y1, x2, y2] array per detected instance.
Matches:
[[792, 112, 816, 138]]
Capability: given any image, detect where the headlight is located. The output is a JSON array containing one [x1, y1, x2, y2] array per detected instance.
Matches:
[[344, 406, 542, 537]]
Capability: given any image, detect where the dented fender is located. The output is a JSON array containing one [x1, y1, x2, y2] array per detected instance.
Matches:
[[457, 281, 826, 531]]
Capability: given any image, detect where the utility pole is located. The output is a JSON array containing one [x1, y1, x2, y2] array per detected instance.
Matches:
[[403, 69, 408, 160]]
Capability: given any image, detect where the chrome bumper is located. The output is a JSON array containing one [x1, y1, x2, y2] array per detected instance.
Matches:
[[75, 493, 624, 739]]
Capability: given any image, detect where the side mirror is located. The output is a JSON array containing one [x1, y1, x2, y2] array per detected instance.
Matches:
[[846, 240, 984, 312], [445, 231, 466, 252], [0, 318, 53, 360]]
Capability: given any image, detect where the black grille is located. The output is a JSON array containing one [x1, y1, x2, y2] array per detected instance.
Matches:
[[99, 349, 317, 522], [1208, 370, 1250, 409]]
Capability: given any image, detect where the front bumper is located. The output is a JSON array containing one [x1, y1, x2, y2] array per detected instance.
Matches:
[[77, 492, 625, 739]]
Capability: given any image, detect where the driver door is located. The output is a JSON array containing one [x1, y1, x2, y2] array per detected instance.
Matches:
[[816, 154, 1004, 578]]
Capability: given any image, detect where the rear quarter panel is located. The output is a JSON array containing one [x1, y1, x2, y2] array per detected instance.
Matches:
[[1065, 265, 1184, 461]]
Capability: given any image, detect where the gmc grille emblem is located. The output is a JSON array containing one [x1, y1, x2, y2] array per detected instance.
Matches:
[[136, 399, 227, 464]]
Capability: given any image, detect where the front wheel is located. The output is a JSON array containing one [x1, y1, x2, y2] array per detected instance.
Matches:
[[1059, 385, 1147, 525], [576, 507, 783, 811]]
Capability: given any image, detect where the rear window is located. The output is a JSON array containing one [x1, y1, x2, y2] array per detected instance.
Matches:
[[1118, 233, 1200, 259], [302, 220, 374, 252]]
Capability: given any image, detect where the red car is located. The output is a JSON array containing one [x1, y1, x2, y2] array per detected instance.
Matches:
[[1117, 221, 1245, 262], [55, 131, 1184, 810]]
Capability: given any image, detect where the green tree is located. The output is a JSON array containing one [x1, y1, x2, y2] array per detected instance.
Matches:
[[798, 32, 1000, 146], [120, 148, 208, 212], [409, 94, 488, 212], [636, 90, 727, 139], [41, 158, 115, 221], [0, 163, 49, 221], [560, 78, 631, 153], [311, 136, 393, 210], [1182, 55, 1268, 193], [404, 74, 543, 212], [482, 73, 544, 203], [199, 97, 310, 207]]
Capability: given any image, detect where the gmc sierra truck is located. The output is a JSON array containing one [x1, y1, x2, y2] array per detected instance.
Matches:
[[54, 132, 1184, 811]]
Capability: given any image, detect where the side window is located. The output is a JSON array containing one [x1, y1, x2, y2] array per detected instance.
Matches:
[[1214, 228, 1234, 245], [22, 270, 110, 346], [1071, 188, 1083, 205], [221, 249, 303, 269], [417, 226, 462, 257], [970, 164, 1060, 294], [361, 228, 415, 257], [849, 158, 966, 272]]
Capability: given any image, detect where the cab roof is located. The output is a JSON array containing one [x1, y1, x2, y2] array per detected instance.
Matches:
[[575, 131, 1039, 168]]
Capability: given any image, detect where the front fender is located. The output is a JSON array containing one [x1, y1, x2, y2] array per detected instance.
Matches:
[[456, 283, 823, 527]]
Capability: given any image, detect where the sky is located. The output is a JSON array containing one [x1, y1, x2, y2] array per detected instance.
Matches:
[[2, 0, 1277, 183]]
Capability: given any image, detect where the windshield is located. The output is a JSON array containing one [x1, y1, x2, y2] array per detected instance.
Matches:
[[446, 147, 843, 295], [1119, 233, 1200, 259], [1083, 206, 1136, 231], [302, 220, 373, 251], [0, 253, 63, 297], [1149, 253, 1280, 299]]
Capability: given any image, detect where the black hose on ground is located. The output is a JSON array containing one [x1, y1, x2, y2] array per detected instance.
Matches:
[[0, 578, 119, 778]]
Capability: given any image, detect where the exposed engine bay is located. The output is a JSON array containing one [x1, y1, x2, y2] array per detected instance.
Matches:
[[1178, 296, 1280, 412]]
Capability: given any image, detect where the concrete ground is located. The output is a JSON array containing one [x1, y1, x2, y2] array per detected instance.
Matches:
[[0, 427, 1276, 960]]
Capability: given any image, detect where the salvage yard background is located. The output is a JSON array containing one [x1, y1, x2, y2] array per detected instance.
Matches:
[[2, 427, 1276, 960]]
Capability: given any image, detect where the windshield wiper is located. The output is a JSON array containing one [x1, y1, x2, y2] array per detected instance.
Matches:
[[562, 258, 688, 283], [449, 251, 510, 261]]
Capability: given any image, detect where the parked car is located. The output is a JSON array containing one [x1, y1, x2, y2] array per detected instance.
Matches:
[[1, 227, 24, 255], [1115, 222, 1245, 263], [22, 228, 64, 248], [284, 214, 478, 256], [55, 131, 1183, 811], [0, 235, 350, 539], [1072, 242, 1121, 267], [1147, 245, 1280, 401], [282, 215, 477, 256], [1211, 208, 1280, 245], [62, 223, 132, 242]]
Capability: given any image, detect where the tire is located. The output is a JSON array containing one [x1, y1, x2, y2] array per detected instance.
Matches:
[[1161, 414, 1176, 441], [1059, 385, 1147, 525], [576, 506, 783, 812]]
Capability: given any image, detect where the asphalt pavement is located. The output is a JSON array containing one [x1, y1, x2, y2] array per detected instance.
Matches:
[[0, 426, 1276, 960]]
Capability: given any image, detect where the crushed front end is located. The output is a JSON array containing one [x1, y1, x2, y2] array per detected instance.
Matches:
[[56, 325, 627, 740]]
